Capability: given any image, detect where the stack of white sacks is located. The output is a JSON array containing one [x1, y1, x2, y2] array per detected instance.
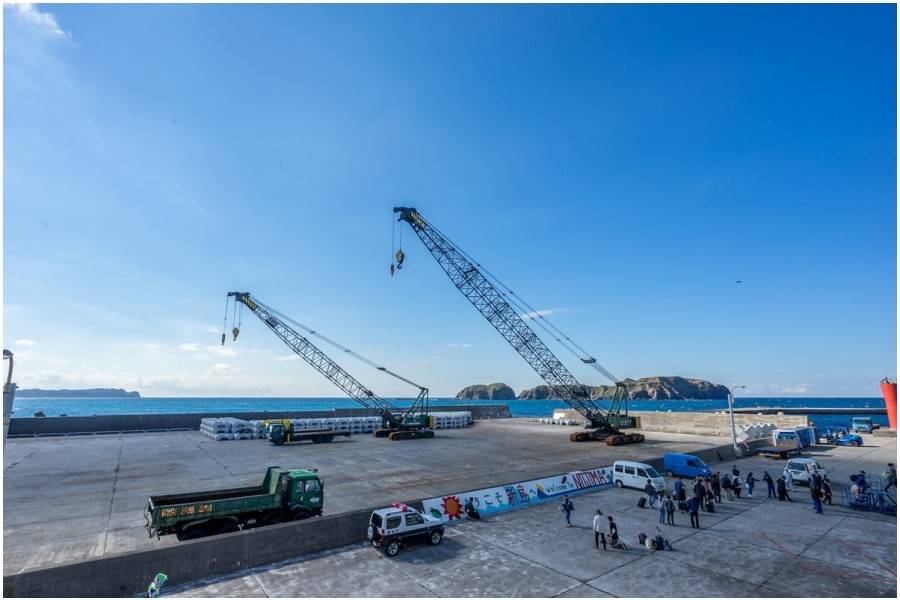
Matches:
[[199, 411, 472, 440], [538, 417, 581, 426], [736, 423, 776, 443]]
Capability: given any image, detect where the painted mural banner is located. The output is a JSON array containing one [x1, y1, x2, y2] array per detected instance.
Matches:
[[422, 465, 615, 524]]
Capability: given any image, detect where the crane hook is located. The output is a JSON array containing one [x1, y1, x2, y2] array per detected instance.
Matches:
[[232, 327, 240, 341], [221, 333, 226, 346], [395, 249, 405, 270]]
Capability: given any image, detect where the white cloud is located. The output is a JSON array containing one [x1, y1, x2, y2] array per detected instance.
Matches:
[[276, 354, 301, 361], [205, 345, 237, 357], [14, 339, 36, 346], [179, 343, 202, 352], [205, 326, 220, 333], [520, 308, 568, 321], [207, 362, 235, 375], [48, 358, 68, 366], [144, 343, 160, 350], [7, 3, 69, 39], [447, 343, 472, 349]]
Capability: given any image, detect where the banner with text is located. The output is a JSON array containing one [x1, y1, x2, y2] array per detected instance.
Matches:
[[422, 465, 615, 523]]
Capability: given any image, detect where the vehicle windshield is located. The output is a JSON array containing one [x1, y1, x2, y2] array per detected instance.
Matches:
[[695, 458, 708, 468], [646, 467, 661, 478], [370, 513, 383, 527]]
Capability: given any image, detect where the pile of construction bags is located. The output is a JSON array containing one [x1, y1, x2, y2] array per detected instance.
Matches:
[[199, 411, 473, 441], [200, 417, 257, 441], [538, 417, 581, 426], [736, 423, 777, 443]]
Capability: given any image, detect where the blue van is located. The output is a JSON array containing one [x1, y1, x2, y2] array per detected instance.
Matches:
[[663, 453, 712, 478]]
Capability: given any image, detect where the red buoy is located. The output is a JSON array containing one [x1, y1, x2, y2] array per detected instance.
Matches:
[[881, 378, 897, 429]]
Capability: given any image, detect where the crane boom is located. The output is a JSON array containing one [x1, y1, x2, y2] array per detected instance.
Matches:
[[227, 292, 431, 438], [392, 207, 641, 443]]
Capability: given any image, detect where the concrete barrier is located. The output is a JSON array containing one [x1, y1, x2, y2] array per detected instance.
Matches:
[[7, 404, 511, 437], [1, 437, 764, 597]]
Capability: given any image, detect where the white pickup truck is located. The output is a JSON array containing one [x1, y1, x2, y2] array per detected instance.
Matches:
[[367, 503, 444, 557]]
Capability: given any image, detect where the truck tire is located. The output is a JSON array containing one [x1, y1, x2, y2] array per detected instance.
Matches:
[[852, 440, 861, 447], [428, 530, 443, 545], [292, 509, 311, 521], [177, 522, 209, 541], [312, 435, 323, 443], [324, 435, 334, 443], [615, 480, 624, 488], [384, 539, 400, 557]]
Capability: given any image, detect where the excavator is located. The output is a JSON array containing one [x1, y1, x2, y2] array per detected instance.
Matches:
[[391, 207, 643, 445], [224, 292, 434, 441]]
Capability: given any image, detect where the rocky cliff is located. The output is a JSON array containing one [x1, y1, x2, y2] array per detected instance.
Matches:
[[455, 383, 517, 400], [16, 388, 141, 398], [517, 377, 729, 400]]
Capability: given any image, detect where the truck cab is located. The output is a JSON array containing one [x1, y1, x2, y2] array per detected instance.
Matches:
[[275, 469, 324, 518], [851, 417, 875, 434], [367, 503, 444, 557]]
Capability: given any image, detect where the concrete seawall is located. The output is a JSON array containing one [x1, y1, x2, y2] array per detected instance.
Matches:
[[7, 404, 512, 436], [2, 437, 766, 598]]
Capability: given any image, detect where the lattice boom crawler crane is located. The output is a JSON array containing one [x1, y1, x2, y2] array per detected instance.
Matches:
[[225, 292, 434, 441], [391, 207, 643, 445]]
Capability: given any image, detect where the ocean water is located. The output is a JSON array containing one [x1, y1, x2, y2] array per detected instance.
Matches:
[[10, 396, 889, 430]]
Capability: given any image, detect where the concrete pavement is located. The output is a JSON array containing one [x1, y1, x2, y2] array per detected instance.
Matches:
[[170, 435, 897, 598]]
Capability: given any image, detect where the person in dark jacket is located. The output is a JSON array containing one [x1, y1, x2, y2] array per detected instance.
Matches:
[[711, 473, 722, 503], [763, 471, 776, 498], [777, 476, 793, 502], [732, 465, 740, 478], [810, 472, 823, 492], [644, 479, 658, 508], [746, 473, 757, 498], [663, 494, 676, 526], [722, 474, 733, 501], [811, 486, 824, 514], [733, 475, 742, 499], [822, 477, 833, 505], [686, 496, 700, 529], [560, 495, 574, 527]]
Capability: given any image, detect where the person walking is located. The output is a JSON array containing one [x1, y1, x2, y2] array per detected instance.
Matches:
[[784, 468, 794, 492], [664, 494, 676, 526], [711, 472, 722, 503], [733, 475, 742, 499], [811, 486, 824, 514], [746, 473, 756, 498], [560, 495, 574, 527], [822, 477, 833, 505], [658, 496, 667, 524], [686, 495, 700, 529], [763, 471, 776, 498], [777, 476, 793, 502], [592, 509, 606, 550], [722, 474, 734, 501]]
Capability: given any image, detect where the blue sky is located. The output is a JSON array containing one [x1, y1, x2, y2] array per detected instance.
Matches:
[[4, 3, 896, 397]]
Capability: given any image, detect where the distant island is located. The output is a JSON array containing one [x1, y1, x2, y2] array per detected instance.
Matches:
[[457, 377, 729, 401], [16, 388, 141, 398], [455, 383, 517, 400]]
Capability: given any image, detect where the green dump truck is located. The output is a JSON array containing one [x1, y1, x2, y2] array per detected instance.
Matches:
[[145, 466, 324, 540]]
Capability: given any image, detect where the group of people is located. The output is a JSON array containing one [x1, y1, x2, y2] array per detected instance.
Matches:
[[560, 495, 630, 551]]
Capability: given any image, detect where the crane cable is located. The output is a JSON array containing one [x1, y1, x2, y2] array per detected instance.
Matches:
[[423, 217, 618, 385], [250, 296, 428, 393]]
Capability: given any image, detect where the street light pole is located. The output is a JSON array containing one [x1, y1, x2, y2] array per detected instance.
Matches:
[[727, 385, 746, 455]]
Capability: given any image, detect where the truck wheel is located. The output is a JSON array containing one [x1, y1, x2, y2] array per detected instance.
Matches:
[[429, 530, 443, 545], [324, 435, 334, 443], [292, 509, 311, 521], [384, 539, 400, 557], [615, 480, 624, 488], [852, 440, 860, 447]]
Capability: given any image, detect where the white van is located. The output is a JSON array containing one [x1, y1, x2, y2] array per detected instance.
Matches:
[[784, 458, 827, 485], [613, 461, 666, 492]]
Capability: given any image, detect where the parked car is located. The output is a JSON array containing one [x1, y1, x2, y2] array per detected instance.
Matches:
[[784, 458, 827, 486], [663, 453, 713, 478], [613, 460, 666, 492], [368, 503, 444, 557]]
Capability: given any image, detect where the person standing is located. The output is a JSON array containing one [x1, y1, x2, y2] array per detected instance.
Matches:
[[686, 495, 700, 529], [658, 496, 667, 524], [746, 473, 756, 498], [732, 465, 740, 479], [784, 468, 794, 492], [811, 486, 824, 514], [763, 471, 776, 498], [644, 479, 658, 508], [883, 463, 896, 493], [722, 474, 734, 501], [592, 509, 606, 550], [560, 495, 574, 527], [733, 475, 742, 499], [664, 494, 676, 526], [822, 477, 833, 505], [711, 472, 722, 503]]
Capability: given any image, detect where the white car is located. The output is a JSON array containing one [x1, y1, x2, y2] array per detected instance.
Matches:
[[784, 458, 827, 485], [613, 460, 666, 492], [367, 503, 444, 557]]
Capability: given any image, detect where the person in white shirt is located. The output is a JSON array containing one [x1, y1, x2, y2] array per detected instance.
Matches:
[[592, 509, 606, 550]]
